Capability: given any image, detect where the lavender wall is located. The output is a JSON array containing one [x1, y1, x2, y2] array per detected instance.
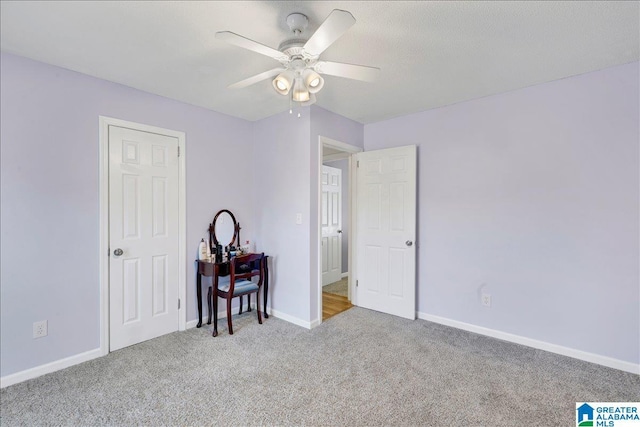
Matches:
[[0, 53, 255, 377], [310, 106, 363, 322], [364, 62, 639, 364], [252, 109, 312, 322], [251, 106, 363, 325], [2, 49, 635, 380]]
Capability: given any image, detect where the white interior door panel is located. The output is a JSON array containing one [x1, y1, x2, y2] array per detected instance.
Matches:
[[355, 145, 416, 319]]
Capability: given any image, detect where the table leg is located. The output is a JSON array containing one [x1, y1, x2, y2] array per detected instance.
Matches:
[[263, 256, 269, 319], [207, 286, 212, 325], [212, 275, 219, 337], [196, 271, 203, 328]]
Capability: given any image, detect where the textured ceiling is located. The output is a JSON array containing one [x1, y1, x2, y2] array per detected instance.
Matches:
[[1, 1, 638, 124]]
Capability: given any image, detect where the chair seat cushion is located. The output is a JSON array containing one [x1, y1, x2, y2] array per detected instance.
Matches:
[[218, 279, 259, 296]]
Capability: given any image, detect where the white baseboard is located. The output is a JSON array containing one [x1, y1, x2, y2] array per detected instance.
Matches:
[[417, 312, 639, 375], [186, 302, 254, 329], [188, 305, 314, 330], [268, 308, 312, 330], [1, 347, 102, 389], [3, 303, 313, 389]]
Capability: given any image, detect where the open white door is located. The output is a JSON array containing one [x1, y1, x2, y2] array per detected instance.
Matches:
[[108, 125, 180, 351], [321, 165, 343, 286], [355, 145, 416, 320]]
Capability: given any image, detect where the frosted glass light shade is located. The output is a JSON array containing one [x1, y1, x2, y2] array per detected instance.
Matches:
[[292, 77, 310, 102], [303, 70, 324, 94], [272, 72, 294, 95]]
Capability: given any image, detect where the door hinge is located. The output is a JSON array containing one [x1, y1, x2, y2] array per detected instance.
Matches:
[[177, 146, 180, 157], [356, 280, 359, 287], [357, 160, 359, 168], [178, 299, 181, 309], [108, 248, 110, 256]]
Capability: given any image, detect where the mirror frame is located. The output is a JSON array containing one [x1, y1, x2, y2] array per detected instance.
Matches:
[[209, 209, 240, 249]]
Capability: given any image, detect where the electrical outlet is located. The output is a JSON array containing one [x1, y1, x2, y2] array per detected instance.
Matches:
[[33, 320, 47, 338], [296, 213, 302, 225], [481, 293, 491, 307]]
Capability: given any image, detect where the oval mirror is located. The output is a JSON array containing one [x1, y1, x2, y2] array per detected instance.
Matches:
[[210, 209, 238, 248]]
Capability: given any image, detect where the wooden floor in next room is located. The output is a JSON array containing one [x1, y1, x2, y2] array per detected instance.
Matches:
[[322, 278, 353, 321]]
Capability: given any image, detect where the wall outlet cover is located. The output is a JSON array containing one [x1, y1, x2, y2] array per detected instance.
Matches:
[[33, 320, 48, 338], [481, 294, 491, 307]]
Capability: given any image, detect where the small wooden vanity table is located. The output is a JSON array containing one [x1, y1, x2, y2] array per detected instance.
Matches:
[[195, 209, 270, 328], [195, 256, 269, 328]]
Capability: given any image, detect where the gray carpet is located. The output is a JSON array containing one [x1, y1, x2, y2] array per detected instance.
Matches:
[[323, 278, 348, 297], [1, 307, 638, 426]]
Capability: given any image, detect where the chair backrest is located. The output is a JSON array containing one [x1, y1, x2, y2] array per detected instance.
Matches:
[[229, 252, 264, 291]]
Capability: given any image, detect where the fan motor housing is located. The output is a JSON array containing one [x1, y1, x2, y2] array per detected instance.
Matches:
[[278, 39, 306, 56]]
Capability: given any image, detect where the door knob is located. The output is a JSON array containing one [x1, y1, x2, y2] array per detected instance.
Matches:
[[113, 248, 124, 256], [405, 241, 413, 247], [337, 230, 342, 234]]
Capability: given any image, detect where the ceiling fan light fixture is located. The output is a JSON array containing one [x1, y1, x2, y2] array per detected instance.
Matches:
[[272, 71, 294, 95], [292, 77, 310, 102], [302, 69, 324, 93], [303, 69, 324, 94], [218, 9, 380, 110], [301, 93, 317, 107]]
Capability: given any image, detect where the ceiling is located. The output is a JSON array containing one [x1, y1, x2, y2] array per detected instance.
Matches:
[[1, 1, 638, 124]]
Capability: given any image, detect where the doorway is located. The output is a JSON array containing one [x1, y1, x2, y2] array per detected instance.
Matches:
[[316, 138, 418, 324], [321, 162, 350, 320], [99, 117, 187, 356], [318, 136, 361, 321]]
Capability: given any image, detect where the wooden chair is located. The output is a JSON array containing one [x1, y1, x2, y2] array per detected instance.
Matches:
[[212, 252, 265, 336]]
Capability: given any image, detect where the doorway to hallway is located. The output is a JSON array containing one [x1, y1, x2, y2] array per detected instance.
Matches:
[[319, 137, 359, 321]]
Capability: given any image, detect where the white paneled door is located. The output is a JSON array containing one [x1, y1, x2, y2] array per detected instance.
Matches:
[[322, 165, 343, 286], [109, 125, 179, 351], [356, 145, 416, 319]]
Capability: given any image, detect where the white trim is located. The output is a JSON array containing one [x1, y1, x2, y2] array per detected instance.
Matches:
[[99, 116, 187, 358], [348, 153, 358, 305], [317, 136, 362, 325], [270, 308, 314, 330], [321, 136, 363, 154], [188, 304, 316, 330], [186, 319, 202, 329], [341, 272, 348, 279], [418, 312, 640, 375], [185, 301, 255, 329], [99, 117, 110, 357], [1, 348, 102, 389], [317, 139, 323, 327], [323, 152, 350, 162]]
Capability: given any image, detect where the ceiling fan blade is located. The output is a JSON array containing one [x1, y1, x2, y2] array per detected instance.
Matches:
[[216, 31, 288, 62], [228, 67, 285, 89], [303, 9, 356, 57], [315, 61, 380, 82]]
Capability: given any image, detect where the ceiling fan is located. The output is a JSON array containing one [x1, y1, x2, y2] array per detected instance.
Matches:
[[215, 9, 380, 106]]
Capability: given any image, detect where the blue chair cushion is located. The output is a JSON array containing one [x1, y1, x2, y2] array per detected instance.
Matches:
[[218, 279, 259, 296]]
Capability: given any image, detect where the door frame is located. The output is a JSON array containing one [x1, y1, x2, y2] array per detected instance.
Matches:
[[98, 116, 186, 356], [316, 136, 362, 324]]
